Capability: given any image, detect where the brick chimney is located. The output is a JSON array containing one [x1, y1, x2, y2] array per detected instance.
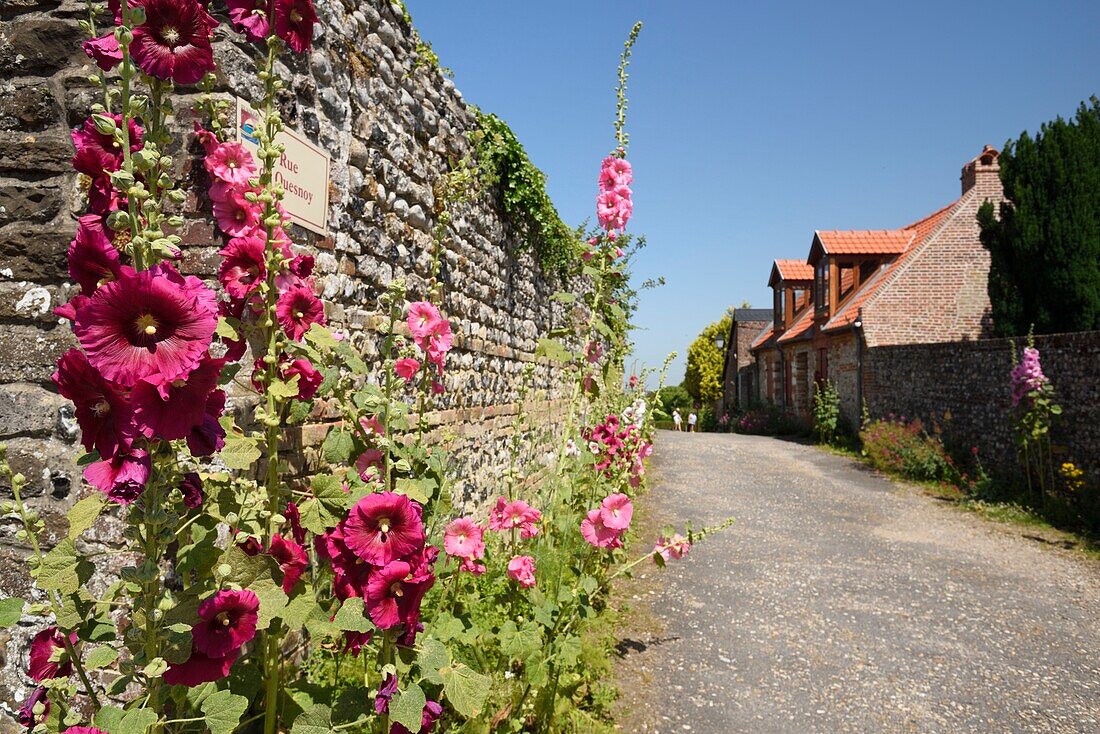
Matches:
[[960, 144, 1001, 196]]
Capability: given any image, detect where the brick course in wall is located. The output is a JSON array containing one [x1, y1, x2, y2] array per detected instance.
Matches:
[[863, 331, 1100, 480]]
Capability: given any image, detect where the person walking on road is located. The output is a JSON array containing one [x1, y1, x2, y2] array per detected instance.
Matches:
[[672, 409, 683, 431], [688, 411, 698, 433]]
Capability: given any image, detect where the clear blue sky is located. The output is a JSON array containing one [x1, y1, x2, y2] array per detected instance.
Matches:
[[409, 0, 1100, 382]]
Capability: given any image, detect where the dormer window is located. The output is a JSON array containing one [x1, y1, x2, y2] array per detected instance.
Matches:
[[774, 287, 784, 327], [815, 262, 829, 312]]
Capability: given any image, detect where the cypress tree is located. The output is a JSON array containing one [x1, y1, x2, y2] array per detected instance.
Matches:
[[979, 97, 1100, 336]]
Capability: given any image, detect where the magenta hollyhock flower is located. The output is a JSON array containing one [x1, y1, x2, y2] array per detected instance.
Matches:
[[288, 253, 314, 278], [284, 358, 322, 400], [84, 448, 150, 504], [68, 215, 127, 296], [52, 349, 133, 458], [443, 517, 485, 561], [284, 502, 306, 544], [584, 340, 603, 364], [269, 533, 308, 593], [364, 559, 433, 630], [653, 533, 691, 563], [131, 356, 222, 441], [225, 0, 270, 40], [273, 0, 317, 53], [205, 141, 257, 186], [425, 320, 453, 367], [598, 155, 633, 191], [191, 589, 259, 658], [71, 114, 144, 179], [82, 32, 123, 70], [63, 728, 110, 734], [488, 497, 541, 539], [73, 264, 217, 387], [580, 509, 623, 550], [28, 628, 76, 681], [18, 686, 50, 728], [394, 357, 420, 383], [343, 492, 425, 566], [54, 294, 89, 323], [211, 182, 261, 237], [1010, 347, 1049, 406], [163, 647, 238, 687], [276, 285, 325, 341], [130, 0, 217, 84], [355, 448, 384, 483], [407, 302, 443, 342], [341, 630, 373, 657], [217, 235, 267, 298], [599, 493, 633, 531], [179, 471, 203, 508], [507, 555, 537, 588], [390, 699, 444, 734], [186, 388, 226, 457], [375, 672, 398, 714]]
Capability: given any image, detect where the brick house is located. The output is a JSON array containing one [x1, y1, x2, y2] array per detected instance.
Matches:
[[717, 308, 771, 416], [749, 145, 1005, 423]]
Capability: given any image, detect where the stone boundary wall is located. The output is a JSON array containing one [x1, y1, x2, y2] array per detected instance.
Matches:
[[863, 331, 1100, 479], [0, 0, 584, 510]]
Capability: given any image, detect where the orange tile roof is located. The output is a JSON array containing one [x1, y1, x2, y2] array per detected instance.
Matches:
[[822, 201, 957, 332], [774, 259, 814, 281], [814, 229, 912, 256], [776, 307, 815, 344], [749, 323, 775, 351]]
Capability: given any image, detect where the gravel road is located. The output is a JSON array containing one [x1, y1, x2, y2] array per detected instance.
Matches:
[[614, 430, 1100, 734]]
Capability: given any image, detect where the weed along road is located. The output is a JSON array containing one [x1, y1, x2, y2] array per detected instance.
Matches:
[[616, 430, 1100, 734]]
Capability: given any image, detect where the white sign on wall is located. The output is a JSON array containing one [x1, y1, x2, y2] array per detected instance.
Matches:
[[236, 98, 331, 235]]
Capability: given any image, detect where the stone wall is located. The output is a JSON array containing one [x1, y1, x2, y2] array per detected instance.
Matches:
[[863, 331, 1100, 479]]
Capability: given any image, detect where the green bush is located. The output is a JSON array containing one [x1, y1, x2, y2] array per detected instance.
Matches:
[[811, 380, 841, 445], [860, 417, 956, 483]]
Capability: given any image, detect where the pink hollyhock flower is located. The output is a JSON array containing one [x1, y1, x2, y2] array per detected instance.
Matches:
[[276, 285, 325, 341], [580, 508, 623, 549], [73, 263, 217, 387], [269, 533, 308, 593], [71, 115, 143, 175], [598, 155, 633, 190], [18, 687, 49, 728], [68, 215, 126, 296], [342, 630, 373, 657], [211, 182, 261, 237], [217, 235, 267, 298], [343, 491, 425, 566], [355, 448, 384, 483], [653, 533, 691, 563], [375, 672, 398, 714], [225, 0, 269, 40], [131, 356, 222, 441], [629, 374, 639, 389], [584, 340, 603, 364], [52, 349, 133, 458], [1010, 347, 1049, 406], [274, 0, 317, 53], [284, 358, 322, 400], [84, 448, 150, 504], [507, 555, 537, 588], [191, 589, 259, 658], [288, 253, 314, 278], [459, 558, 486, 575], [425, 320, 453, 366], [488, 497, 542, 539], [395, 357, 420, 383], [360, 416, 383, 436], [284, 501, 306, 545], [407, 302, 443, 342], [443, 517, 485, 561], [187, 388, 226, 457], [596, 185, 633, 231], [163, 648, 238, 686], [130, 0, 217, 84], [364, 559, 432, 629], [63, 728, 109, 734], [179, 471, 203, 508], [54, 294, 90, 323], [28, 628, 76, 681], [205, 141, 257, 186], [82, 32, 123, 71], [599, 493, 633, 531]]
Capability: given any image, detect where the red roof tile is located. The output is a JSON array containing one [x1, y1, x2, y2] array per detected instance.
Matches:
[[750, 324, 775, 351], [814, 229, 912, 256], [774, 259, 814, 281], [776, 307, 814, 344]]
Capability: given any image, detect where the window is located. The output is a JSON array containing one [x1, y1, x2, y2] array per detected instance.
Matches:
[[815, 262, 829, 311], [774, 287, 784, 326]]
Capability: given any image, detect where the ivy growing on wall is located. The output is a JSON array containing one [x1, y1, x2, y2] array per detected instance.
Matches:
[[473, 109, 581, 278]]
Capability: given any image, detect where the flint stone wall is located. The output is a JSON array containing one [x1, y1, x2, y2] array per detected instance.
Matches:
[[0, 0, 581, 717]]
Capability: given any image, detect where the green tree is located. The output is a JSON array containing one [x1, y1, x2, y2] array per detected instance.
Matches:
[[683, 313, 732, 403], [979, 98, 1100, 336]]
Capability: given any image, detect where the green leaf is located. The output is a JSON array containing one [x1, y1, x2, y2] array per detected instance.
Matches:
[[118, 707, 158, 734], [395, 477, 434, 504], [85, 646, 119, 670], [215, 316, 240, 342], [93, 705, 126, 731], [281, 589, 318, 631], [332, 597, 373, 633], [268, 375, 301, 401], [321, 428, 355, 465], [440, 663, 490, 718], [0, 597, 24, 627], [36, 538, 80, 594], [390, 683, 426, 732], [305, 324, 339, 351], [416, 637, 450, 685], [430, 612, 466, 643], [143, 657, 169, 678], [219, 433, 261, 470], [549, 291, 576, 303], [291, 704, 332, 734], [536, 338, 573, 363], [67, 495, 105, 539], [201, 689, 249, 734], [217, 546, 286, 628]]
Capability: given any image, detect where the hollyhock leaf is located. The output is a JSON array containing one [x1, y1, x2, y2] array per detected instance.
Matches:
[[85, 646, 119, 670], [219, 433, 261, 470], [304, 324, 339, 351], [118, 707, 157, 734], [0, 597, 24, 627], [390, 683, 426, 732], [67, 495, 106, 540], [416, 638, 449, 685], [536, 338, 573, 363], [430, 613, 465, 643], [549, 291, 576, 303], [267, 376, 301, 400], [76, 451, 101, 466], [394, 477, 432, 504], [440, 663, 490, 718], [280, 589, 316, 631], [202, 690, 249, 734], [215, 317, 240, 342], [290, 704, 332, 734], [579, 576, 598, 595], [93, 705, 126, 731], [321, 427, 354, 464], [36, 538, 80, 594], [297, 497, 339, 535], [143, 657, 169, 678], [501, 624, 540, 662], [332, 597, 373, 633]]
